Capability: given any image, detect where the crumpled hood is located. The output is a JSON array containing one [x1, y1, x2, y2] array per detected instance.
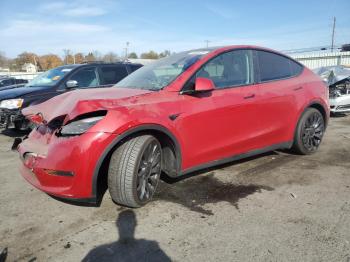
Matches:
[[313, 66, 350, 86], [22, 87, 153, 122]]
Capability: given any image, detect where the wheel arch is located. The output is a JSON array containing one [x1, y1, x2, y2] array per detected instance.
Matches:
[[308, 102, 328, 127], [91, 124, 182, 200], [293, 100, 329, 140]]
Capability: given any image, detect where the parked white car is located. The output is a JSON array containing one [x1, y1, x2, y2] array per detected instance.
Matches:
[[314, 66, 350, 114]]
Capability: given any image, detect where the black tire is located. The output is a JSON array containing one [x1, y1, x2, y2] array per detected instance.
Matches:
[[108, 135, 162, 207], [292, 108, 325, 155], [14, 120, 31, 131]]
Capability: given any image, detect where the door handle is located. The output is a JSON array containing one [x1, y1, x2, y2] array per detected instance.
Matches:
[[293, 86, 303, 91], [244, 94, 255, 99]]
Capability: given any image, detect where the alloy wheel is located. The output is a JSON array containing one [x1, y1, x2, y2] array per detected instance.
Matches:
[[301, 112, 324, 152], [136, 140, 161, 202]]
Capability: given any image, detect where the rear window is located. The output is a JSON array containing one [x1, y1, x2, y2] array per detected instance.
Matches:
[[100, 66, 128, 85], [257, 51, 303, 82]]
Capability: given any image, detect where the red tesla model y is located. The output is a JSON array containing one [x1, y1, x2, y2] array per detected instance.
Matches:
[[16, 46, 329, 207]]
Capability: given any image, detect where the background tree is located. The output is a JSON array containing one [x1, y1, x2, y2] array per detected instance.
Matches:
[[103, 52, 119, 63], [0, 51, 9, 68], [15, 52, 39, 69], [128, 52, 138, 59], [39, 54, 63, 70], [93, 50, 102, 61], [74, 53, 85, 64], [159, 50, 171, 58], [65, 54, 75, 64], [85, 52, 96, 62], [140, 51, 159, 59]]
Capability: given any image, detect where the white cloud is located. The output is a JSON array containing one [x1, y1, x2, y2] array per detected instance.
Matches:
[[63, 6, 107, 17], [40, 2, 67, 12], [39, 1, 108, 17], [0, 19, 109, 38], [205, 4, 237, 20]]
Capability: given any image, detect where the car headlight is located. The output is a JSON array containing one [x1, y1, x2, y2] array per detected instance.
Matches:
[[60, 116, 104, 136], [0, 99, 24, 109]]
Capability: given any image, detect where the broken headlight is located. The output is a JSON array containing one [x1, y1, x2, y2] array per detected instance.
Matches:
[[60, 116, 104, 136], [0, 99, 23, 109]]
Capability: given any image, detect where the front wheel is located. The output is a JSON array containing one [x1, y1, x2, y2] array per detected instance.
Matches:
[[108, 135, 162, 207], [292, 108, 325, 155]]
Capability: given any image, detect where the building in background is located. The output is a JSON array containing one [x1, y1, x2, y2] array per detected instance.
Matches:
[[21, 63, 37, 73], [288, 51, 350, 69]]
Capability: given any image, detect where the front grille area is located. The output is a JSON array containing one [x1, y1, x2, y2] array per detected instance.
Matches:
[[337, 104, 350, 110]]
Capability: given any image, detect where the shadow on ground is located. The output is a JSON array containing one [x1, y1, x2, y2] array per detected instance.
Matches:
[[0, 128, 29, 138], [156, 173, 273, 215], [82, 210, 171, 262]]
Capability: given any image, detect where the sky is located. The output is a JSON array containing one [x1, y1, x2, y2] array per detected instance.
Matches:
[[0, 0, 349, 58]]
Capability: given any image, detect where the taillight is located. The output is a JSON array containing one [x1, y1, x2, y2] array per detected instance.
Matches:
[[28, 113, 46, 125]]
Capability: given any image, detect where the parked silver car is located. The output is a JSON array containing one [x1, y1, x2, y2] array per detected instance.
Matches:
[[314, 66, 350, 114]]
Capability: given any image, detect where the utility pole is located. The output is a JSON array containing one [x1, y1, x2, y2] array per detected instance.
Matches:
[[331, 17, 336, 52], [205, 40, 210, 48], [33, 55, 37, 70], [63, 49, 70, 64], [125, 42, 130, 60]]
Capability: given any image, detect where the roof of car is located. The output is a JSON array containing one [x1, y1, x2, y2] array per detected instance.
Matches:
[[78, 61, 143, 66]]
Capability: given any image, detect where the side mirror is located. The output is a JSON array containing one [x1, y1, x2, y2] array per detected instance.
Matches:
[[195, 77, 215, 92], [66, 80, 78, 89]]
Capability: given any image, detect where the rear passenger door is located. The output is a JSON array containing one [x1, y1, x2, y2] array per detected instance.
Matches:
[[254, 50, 304, 146], [98, 65, 128, 87]]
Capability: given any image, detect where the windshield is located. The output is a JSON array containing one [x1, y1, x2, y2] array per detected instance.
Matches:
[[26, 66, 75, 87], [115, 50, 210, 90]]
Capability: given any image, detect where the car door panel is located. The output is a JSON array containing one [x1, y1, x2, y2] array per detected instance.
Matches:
[[254, 50, 305, 146], [175, 50, 263, 169], [178, 85, 263, 169]]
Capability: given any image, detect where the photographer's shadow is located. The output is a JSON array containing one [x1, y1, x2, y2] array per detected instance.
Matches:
[[82, 210, 171, 262]]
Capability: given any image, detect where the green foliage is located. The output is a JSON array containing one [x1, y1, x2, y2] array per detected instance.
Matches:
[[128, 52, 138, 59], [140, 51, 159, 59]]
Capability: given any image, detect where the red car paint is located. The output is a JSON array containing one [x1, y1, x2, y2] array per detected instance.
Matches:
[[17, 45, 329, 202]]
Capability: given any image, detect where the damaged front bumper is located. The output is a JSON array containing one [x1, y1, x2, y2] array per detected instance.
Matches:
[[329, 95, 350, 113], [0, 108, 27, 129], [17, 127, 117, 202]]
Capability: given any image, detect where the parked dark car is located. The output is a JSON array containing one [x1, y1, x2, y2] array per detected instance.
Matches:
[[0, 77, 28, 91], [0, 62, 142, 130]]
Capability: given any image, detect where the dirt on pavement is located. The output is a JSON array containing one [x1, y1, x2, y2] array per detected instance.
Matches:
[[0, 116, 350, 261]]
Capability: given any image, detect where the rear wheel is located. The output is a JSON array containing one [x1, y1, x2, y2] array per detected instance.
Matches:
[[292, 108, 325, 155], [108, 135, 162, 207]]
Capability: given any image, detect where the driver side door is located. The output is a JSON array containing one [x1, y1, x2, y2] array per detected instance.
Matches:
[[177, 49, 262, 171]]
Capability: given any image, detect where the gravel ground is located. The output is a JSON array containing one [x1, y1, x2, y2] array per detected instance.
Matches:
[[0, 115, 349, 262]]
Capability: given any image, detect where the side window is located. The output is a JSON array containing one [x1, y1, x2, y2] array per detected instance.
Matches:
[[1, 79, 14, 86], [99, 66, 128, 85], [257, 51, 303, 82], [128, 64, 142, 73], [196, 50, 253, 89], [290, 60, 303, 76], [69, 67, 98, 88]]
